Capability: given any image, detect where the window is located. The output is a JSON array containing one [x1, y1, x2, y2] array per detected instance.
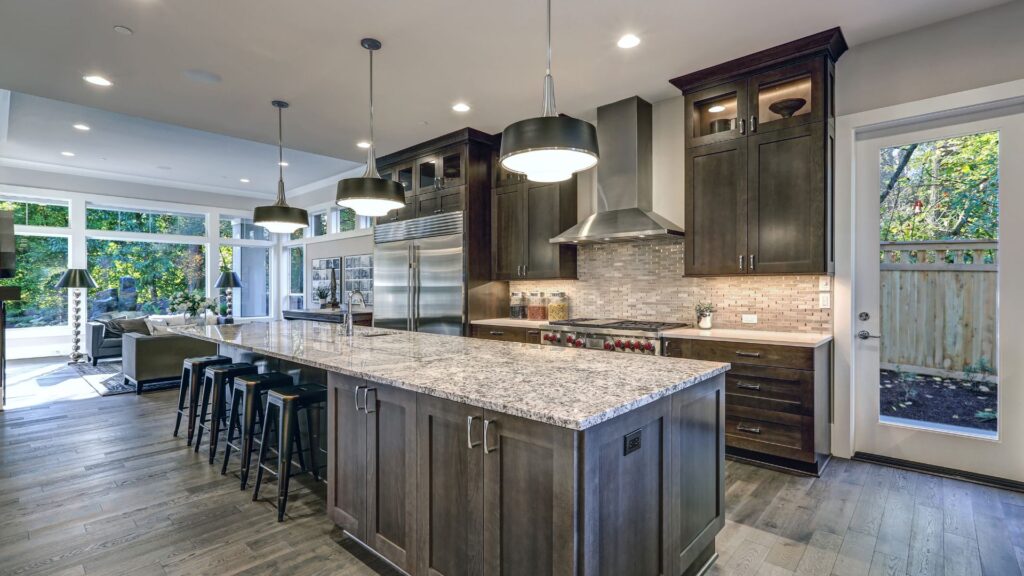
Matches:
[[312, 212, 329, 236], [287, 246, 304, 309], [87, 205, 205, 236], [219, 216, 269, 241], [337, 208, 357, 232], [219, 245, 271, 318], [87, 239, 206, 318], [0, 198, 69, 227], [0, 235, 69, 328], [290, 227, 305, 240]]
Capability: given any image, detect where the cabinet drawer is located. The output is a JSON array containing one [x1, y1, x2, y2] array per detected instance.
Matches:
[[726, 414, 802, 450], [725, 365, 812, 415], [683, 339, 813, 370], [469, 324, 541, 344]]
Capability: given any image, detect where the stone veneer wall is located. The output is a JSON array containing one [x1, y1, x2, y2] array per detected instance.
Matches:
[[509, 238, 832, 333]]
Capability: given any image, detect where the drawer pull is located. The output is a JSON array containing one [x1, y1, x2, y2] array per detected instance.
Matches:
[[736, 423, 762, 434], [489, 331, 505, 336], [736, 382, 761, 391], [735, 351, 762, 358], [527, 330, 540, 335]]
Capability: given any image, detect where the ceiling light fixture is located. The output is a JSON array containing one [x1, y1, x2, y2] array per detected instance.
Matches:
[[73, 123, 91, 131], [83, 75, 112, 87], [278, 161, 289, 167], [499, 0, 598, 183], [113, 25, 134, 36], [239, 178, 250, 183], [617, 34, 641, 49], [707, 105, 726, 113], [61, 151, 76, 157], [252, 100, 309, 234], [356, 141, 371, 149], [336, 38, 406, 217], [452, 102, 471, 112]]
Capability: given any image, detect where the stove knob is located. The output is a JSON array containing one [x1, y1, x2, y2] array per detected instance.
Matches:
[[566, 335, 575, 344], [574, 339, 584, 348], [625, 341, 634, 350], [543, 333, 552, 342], [604, 341, 614, 351], [644, 341, 655, 352], [615, 339, 624, 349]]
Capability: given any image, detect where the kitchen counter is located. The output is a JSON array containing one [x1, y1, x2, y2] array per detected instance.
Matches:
[[173, 320, 728, 430], [470, 317, 547, 329], [662, 327, 832, 347]]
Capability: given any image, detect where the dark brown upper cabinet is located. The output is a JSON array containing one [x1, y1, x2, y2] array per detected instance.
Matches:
[[672, 28, 846, 276], [491, 178, 577, 281]]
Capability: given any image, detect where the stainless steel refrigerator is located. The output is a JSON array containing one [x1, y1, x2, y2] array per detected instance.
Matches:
[[373, 212, 464, 335]]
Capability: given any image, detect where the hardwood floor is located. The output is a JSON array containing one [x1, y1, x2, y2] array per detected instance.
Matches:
[[1, 389, 1022, 575]]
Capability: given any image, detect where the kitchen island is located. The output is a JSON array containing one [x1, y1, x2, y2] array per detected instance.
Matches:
[[174, 320, 729, 576]]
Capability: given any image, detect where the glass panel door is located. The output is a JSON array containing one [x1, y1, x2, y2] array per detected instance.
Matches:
[[748, 59, 823, 133], [685, 80, 748, 148], [439, 147, 465, 189], [416, 156, 438, 192]]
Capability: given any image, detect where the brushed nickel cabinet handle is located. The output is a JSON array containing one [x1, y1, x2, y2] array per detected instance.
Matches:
[[750, 115, 758, 133], [364, 388, 377, 413], [736, 351, 762, 358], [489, 330, 505, 336], [527, 330, 540, 335], [737, 424, 762, 434], [483, 419, 498, 454], [736, 382, 761, 391], [749, 254, 756, 271], [739, 255, 745, 271], [466, 416, 481, 449], [738, 118, 746, 135], [354, 385, 367, 412]]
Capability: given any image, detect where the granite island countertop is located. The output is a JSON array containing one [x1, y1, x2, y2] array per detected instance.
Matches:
[[172, 320, 729, 430]]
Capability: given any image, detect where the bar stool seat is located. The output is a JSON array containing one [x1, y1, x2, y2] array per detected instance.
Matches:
[[194, 362, 259, 464], [252, 383, 328, 521], [221, 372, 294, 489], [173, 354, 231, 445]]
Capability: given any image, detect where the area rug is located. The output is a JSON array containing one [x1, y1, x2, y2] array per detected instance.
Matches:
[[69, 361, 179, 396]]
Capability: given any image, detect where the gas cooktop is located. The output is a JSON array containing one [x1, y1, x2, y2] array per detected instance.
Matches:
[[546, 318, 690, 332]]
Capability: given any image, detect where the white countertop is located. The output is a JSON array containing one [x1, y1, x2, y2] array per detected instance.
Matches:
[[662, 327, 832, 347], [470, 318, 547, 329], [173, 321, 728, 430]]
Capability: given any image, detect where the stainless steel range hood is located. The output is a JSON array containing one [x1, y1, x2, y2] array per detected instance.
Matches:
[[551, 96, 683, 244]]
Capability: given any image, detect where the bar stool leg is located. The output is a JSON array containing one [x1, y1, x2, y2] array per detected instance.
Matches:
[[239, 388, 259, 490], [277, 399, 296, 522], [186, 368, 203, 446], [221, 390, 241, 476], [252, 401, 277, 503], [306, 405, 318, 481], [173, 365, 191, 437], [193, 372, 214, 453], [208, 373, 227, 464]]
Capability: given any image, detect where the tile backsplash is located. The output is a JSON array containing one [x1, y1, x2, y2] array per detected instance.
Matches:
[[510, 238, 832, 333]]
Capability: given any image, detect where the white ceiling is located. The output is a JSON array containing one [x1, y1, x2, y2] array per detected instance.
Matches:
[[0, 92, 360, 198], [0, 0, 1012, 191]]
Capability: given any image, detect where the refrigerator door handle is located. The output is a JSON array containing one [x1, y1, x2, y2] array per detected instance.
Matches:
[[413, 244, 421, 331], [407, 244, 414, 331]]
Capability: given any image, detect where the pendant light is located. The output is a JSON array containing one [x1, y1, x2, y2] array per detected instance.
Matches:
[[499, 0, 599, 183], [253, 100, 309, 234], [336, 38, 405, 217]]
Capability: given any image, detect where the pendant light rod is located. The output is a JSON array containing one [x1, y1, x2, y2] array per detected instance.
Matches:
[[542, 0, 556, 117], [272, 100, 290, 206], [361, 38, 382, 179]]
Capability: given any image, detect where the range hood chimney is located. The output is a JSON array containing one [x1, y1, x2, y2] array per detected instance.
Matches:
[[551, 96, 683, 244]]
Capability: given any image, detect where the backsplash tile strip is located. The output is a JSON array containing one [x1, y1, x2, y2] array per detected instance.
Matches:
[[510, 238, 832, 333]]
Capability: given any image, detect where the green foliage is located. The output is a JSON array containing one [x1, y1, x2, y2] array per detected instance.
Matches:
[[289, 247, 304, 294], [694, 302, 716, 317], [0, 201, 69, 227], [880, 131, 999, 241], [87, 239, 206, 317], [0, 236, 69, 328], [86, 207, 205, 236], [338, 208, 356, 232]]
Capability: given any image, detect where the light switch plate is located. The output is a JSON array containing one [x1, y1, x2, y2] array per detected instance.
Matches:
[[819, 293, 831, 309], [741, 314, 758, 324], [818, 276, 832, 291]]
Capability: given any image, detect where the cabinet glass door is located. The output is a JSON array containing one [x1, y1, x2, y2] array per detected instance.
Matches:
[[396, 164, 414, 196], [685, 80, 748, 147], [749, 59, 823, 133], [439, 148, 465, 189], [416, 156, 439, 192]]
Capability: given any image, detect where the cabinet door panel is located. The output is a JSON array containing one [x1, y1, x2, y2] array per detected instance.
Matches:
[[526, 181, 577, 279], [439, 146, 466, 189], [492, 185, 525, 280], [482, 411, 576, 576], [685, 80, 749, 148], [685, 140, 748, 275], [327, 373, 367, 539], [366, 385, 418, 572], [749, 58, 825, 134], [747, 123, 825, 273], [417, 395, 484, 576]]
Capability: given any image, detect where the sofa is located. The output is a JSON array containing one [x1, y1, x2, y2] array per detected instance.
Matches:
[[122, 331, 216, 393], [85, 312, 148, 365]]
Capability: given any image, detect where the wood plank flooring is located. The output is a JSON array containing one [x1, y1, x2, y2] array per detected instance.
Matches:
[[1, 389, 1022, 575]]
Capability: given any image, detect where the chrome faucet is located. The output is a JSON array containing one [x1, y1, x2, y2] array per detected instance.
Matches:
[[345, 289, 366, 336]]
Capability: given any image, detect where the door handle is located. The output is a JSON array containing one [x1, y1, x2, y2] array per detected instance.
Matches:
[[857, 330, 881, 340], [737, 423, 762, 434], [735, 351, 762, 358], [364, 388, 377, 413], [750, 115, 758, 133], [354, 385, 367, 412], [736, 382, 761, 391], [466, 415, 481, 449], [739, 255, 745, 271], [483, 419, 498, 454], [738, 118, 745, 135], [749, 254, 755, 271]]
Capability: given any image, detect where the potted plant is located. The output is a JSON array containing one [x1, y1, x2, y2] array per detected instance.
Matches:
[[695, 302, 716, 330], [170, 291, 216, 324], [316, 286, 331, 309]]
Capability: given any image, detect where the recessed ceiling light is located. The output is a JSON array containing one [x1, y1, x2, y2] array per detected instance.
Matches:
[[184, 69, 222, 84], [356, 141, 371, 149], [113, 25, 134, 36], [708, 105, 726, 113], [452, 102, 471, 112], [73, 123, 91, 131], [83, 75, 112, 87], [239, 178, 250, 183], [278, 161, 289, 167], [157, 165, 172, 170], [617, 34, 641, 49], [61, 151, 76, 157]]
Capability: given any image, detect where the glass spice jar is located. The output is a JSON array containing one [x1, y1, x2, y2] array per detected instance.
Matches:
[[509, 292, 527, 319], [527, 292, 548, 320], [547, 291, 569, 321]]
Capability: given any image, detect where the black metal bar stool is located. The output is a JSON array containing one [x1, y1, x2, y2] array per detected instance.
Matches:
[[173, 354, 231, 445], [252, 383, 328, 521], [194, 362, 259, 463], [221, 372, 294, 489]]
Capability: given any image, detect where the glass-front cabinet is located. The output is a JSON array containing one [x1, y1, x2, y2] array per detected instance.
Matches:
[[749, 59, 824, 133], [685, 80, 749, 147]]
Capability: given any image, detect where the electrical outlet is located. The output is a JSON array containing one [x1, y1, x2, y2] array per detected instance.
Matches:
[[624, 429, 642, 455], [741, 314, 758, 324], [819, 293, 831, 309], [818, 276, 831, 291]]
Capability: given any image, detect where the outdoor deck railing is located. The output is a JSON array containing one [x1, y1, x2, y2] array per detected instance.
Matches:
[[880, 239, 997, 271]]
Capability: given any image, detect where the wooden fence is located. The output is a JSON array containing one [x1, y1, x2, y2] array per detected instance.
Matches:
[[880, 240, 998, 379]]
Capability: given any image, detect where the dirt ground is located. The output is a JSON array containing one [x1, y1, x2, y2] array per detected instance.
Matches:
[[879, 369, 997, 432]]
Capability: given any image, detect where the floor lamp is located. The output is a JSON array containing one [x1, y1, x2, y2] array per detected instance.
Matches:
[[55, 268, 97, 364], [215, 271, 243, 324]]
